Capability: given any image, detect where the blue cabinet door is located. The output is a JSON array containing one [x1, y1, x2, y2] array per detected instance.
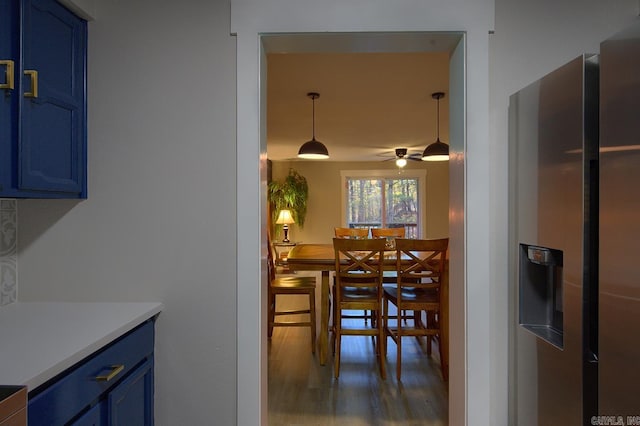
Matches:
[[71, 402, 105, 426], [108, 357, 154, 426], [19, 0, 87, 196], [0, 0, 19, 194]]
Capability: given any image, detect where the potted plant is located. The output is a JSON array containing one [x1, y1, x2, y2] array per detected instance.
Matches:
[[268, 168, 309, 236]]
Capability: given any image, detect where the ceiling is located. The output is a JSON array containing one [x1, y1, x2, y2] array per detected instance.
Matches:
[[265, 33, 457, 162]]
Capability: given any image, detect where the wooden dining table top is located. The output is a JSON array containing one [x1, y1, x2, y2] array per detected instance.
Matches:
[[286, 243, 333, 259], [286, 243, 411, 269]]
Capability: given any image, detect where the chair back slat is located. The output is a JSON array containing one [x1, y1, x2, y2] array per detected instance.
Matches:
[[371, 227, 405, 238], [334, 227, 369, 239]]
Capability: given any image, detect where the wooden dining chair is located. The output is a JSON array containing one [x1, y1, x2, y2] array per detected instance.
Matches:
[[267, 235, 317, 354], [334, 227, 369, 239], [334, 226, 373, 324], [332, 237, 387, 379], [383, 238, 448, 381], [371, 227, 406, 282], [371, 227, 410, 323]]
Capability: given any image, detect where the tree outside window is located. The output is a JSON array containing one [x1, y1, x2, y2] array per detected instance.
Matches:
[[341, 170, 426, 238]]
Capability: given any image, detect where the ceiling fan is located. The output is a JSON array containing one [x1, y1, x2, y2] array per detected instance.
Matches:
[[380, 147, 423, 168]]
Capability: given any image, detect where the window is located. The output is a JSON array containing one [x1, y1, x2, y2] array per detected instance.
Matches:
[[341, 170, 426, 238]]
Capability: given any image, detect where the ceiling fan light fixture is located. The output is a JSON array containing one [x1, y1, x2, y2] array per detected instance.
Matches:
[[395, 157, 407, 168], [422, 91, 450, 162], [298, 92, 329, 160]]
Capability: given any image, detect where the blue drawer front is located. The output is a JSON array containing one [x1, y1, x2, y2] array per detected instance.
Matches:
[[28, 320, 154, 426]]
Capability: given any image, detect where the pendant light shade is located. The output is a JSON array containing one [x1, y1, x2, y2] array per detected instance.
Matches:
[[298, 139, 329, 159], [422, 92, 450, 162], [298, 92, 329, 159]]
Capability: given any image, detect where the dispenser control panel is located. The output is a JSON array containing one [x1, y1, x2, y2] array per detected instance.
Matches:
[[527, 246, 552, 265]]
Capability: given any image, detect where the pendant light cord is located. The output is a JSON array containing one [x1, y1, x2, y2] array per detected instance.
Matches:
[[312, 96, 316, 139], [436, 96, 440, 141]]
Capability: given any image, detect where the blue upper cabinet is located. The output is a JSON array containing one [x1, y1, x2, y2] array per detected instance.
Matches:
[[0, 0, 87, 198], [0, 0, 20, 196]]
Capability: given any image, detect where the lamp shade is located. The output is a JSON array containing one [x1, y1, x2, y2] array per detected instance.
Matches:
[[421, 140, 449, 161], [275, 209, 295, 225], [298, 139, 329, 159]]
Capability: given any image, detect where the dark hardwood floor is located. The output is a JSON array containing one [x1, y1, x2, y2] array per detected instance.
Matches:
[[268, 272, 448, 426]]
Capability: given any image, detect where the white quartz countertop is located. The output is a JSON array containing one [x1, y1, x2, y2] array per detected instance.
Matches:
[[0, 302, 163, 391]]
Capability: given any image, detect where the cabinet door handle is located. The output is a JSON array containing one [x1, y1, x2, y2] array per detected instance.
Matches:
[[24, 70, 38, 98], [0, 60, 15, 90], [95, 364, 125, 382]]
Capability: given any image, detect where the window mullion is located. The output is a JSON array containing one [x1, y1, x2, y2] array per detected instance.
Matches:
[[381, 178, 387, 228]]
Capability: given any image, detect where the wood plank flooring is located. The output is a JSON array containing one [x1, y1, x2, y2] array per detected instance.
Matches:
[[268, 272, 448, 426]]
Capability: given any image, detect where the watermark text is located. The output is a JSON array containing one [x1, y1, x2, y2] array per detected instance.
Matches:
[[591, 416, 640, 425]]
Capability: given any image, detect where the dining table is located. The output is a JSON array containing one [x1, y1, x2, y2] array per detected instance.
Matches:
[[285, 243, 449, 377]]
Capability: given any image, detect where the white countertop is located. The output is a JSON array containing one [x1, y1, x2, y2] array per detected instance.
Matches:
[[0, 302, 163, 391]]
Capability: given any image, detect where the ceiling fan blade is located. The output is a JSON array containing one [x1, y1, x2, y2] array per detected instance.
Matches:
[[376, 150, 398, 159]]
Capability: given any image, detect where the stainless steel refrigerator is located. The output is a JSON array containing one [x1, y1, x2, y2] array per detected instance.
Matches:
[[598, 22, 640, 420], [509, 21, 640, 426]]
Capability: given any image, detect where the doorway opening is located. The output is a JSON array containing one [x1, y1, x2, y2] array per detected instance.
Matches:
[[261, 31, 465, 424]]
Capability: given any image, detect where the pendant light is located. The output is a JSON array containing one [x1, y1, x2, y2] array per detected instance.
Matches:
[[298, 92, 329, 159], [422, 91, 450, 162]]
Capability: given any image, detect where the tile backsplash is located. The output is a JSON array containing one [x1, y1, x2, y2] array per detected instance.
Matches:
[[0, 199, 17, 306]]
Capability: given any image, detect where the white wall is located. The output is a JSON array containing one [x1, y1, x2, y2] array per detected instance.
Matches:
[[17, 0, 238, 424], [490, 1, 639, 424]]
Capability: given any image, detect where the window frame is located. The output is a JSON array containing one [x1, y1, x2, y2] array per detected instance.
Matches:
[[340, 169, 427, 238]]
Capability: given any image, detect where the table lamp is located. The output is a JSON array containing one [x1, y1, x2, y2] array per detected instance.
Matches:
[[275, 209, 295, 242]]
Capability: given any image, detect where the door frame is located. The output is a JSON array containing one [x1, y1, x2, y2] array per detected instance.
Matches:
[[234, 12, 494, 425]]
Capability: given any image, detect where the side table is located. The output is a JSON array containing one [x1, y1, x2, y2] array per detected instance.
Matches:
[[272, 241, 298, 269]]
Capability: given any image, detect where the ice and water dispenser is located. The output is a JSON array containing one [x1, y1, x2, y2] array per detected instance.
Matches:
[[519, 243, 564, 349]]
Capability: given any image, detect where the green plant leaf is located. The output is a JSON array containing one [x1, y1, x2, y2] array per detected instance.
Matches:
[[268, 168, 309, 234]]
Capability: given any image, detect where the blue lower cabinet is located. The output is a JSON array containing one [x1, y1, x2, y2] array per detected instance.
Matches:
[[28, 320, 155, 426]]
